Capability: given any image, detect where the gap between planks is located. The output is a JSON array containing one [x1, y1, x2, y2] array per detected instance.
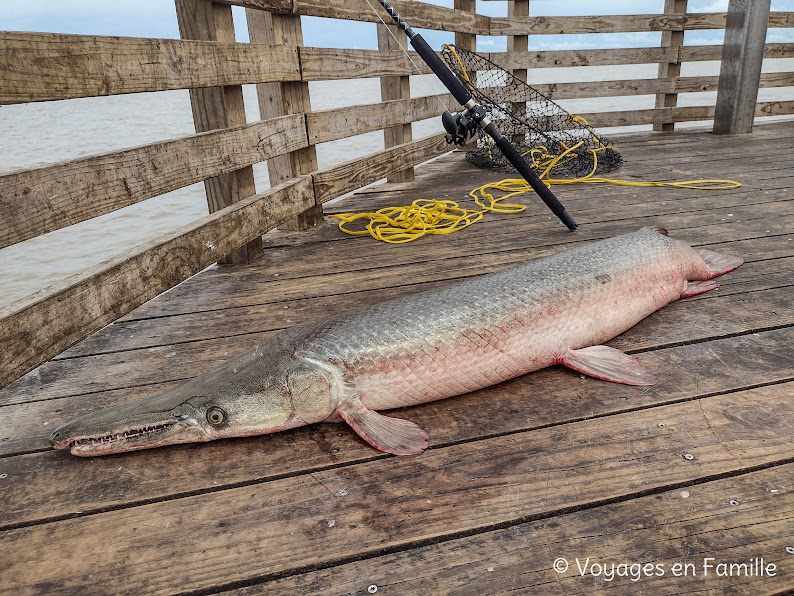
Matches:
[[3, 382, 794, 594], [1, 222, 789, 407], [3, 328, 794, 525], [217, 463, 794, 595]]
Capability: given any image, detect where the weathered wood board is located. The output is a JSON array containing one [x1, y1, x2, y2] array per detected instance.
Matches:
[[0, 32, 300, 104], [1, 124, 793, 595]]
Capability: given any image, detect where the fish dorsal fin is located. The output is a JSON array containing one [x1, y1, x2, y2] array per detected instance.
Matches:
[[337, 397, 429, 455], [559, 345, 658, 386]]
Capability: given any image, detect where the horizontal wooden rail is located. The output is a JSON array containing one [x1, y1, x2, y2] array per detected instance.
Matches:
[[490, 13, 727, 36], [768, 11, 794, 28], [485, 71, 792, 103], [754, 99, 794, 118], [490, 43, 794, 70], [570, 100, 794, 129], [4, 35, 790, 105], [213, 3, 794, 35], [217, 0, 490, 35], [490, 47, 676, 70], [300, 48, 433, 80], [299, 0, 489, 35], [0, 114, 308, 249], [681, 42, 794, 62], [676, 71, 794, 94], [0, 176, 315, 390], [312, 133, 451, 203], [306, 93, 453, 144], [481, 79, 674, 102], [0, 33, 300, 104]]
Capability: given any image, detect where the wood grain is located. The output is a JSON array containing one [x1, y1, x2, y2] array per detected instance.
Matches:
[[84, 198, 794, 329], [378, 22, 414, 184], [654, 0, 688, 132], [294, 0, 490, 34], [247, 6, 323, 230], [0, 115, 307, 249], [490, 43, 792, 70], [0, 177, 314, 390], [2, 384, 793, 594], [299, 48, 433, 80], [306, 94, 452, 144], [0, 32, 299, 104], [490, 12, 726, 36], [714, 0, 774, 135], [490, 46, 677, 70], [312, 133, 450, 203], [226, 464, 794, 595]]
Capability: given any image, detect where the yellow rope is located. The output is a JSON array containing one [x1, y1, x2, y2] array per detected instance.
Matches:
[[329, 157, 742, 243], [328, 45, 741, 243]]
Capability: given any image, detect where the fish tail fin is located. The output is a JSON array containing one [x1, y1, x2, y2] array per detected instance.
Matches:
[[695, 247, 744, 279]]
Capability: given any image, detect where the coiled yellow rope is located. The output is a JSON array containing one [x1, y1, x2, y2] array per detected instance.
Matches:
[[328, 48, 742, 244], [328, 147, 742, 244]]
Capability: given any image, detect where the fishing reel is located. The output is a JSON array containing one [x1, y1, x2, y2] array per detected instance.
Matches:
[[442, 104, 489, 146]]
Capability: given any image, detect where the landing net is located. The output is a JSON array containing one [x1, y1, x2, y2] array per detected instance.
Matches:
[[440, 44, 623, 179]]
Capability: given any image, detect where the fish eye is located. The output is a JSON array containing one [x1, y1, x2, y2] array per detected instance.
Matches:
[[206, 406, 226, 425]]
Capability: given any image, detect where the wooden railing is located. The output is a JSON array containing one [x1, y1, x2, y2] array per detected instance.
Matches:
[[1, 1, 793, 388]]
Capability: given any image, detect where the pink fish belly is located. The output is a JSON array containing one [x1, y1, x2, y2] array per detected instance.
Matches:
[[355, 260, 690, 412]]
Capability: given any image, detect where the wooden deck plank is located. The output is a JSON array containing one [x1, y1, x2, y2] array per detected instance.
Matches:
[[227, 463, 794, 595], [117, 177, 794, 281], [120, 141, 794, 305], [53, 248, 794, 359], [1, 124, 792, 595], [0, 205, 787, 405], [263, 159, 794, 251], [3, 327, 793, 527], [2, 383, 793, 594], [6, 277, 791, 455], [91, 202, 791, 323]]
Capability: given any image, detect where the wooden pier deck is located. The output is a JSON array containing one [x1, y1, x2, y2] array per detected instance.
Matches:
[[2, 122, 794, 595]]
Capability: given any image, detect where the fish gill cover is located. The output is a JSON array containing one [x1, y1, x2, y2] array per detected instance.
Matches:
[[441, 45, 624, 180]]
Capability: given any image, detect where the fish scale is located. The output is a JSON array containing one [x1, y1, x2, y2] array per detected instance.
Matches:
[[295, 227, 702, 411], [51, 227, 743, 457]]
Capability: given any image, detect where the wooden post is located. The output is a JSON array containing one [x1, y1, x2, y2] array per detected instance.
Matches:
[[714, 0, 772, 134], [455, 0, 477, 53], [174, 0, 262, 264], [246, 8, 323, 230], [377, 23, 414, 184], [654, 0, 687, 132], [507, 0, 528, 145]]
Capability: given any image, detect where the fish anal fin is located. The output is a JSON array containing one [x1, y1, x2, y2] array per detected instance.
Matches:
[[337, 399, 429, 456], [560, 345, 658, 386], [695, 248, 744, 279], [681, 279, 720, 298]]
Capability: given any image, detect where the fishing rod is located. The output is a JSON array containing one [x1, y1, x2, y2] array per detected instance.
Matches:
[[375, 0, 578, 231]]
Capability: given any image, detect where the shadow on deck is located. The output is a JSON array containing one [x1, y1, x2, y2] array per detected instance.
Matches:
[[2, 122, 793, 594]]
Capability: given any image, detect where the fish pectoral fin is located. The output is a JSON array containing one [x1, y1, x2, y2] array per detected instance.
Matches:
[[559, 345, 658, 386], [337, 399, 429, 456], [681, 279, 720, 298], [695, 248, 744, 279]]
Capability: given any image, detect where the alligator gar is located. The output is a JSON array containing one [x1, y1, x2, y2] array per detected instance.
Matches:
[[51, 227, 743, 457]]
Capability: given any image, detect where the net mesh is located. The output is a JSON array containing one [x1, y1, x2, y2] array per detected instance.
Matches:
[[441, 45, 623, 179]]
